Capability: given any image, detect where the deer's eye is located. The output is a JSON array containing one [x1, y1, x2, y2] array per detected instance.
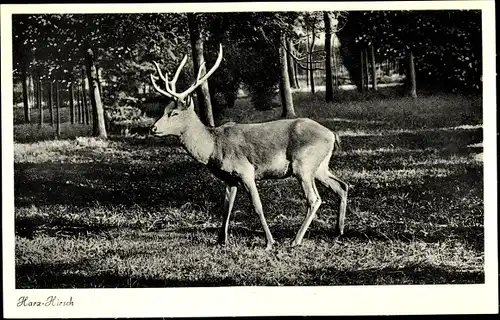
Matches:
[[170, 110, 180, 117]]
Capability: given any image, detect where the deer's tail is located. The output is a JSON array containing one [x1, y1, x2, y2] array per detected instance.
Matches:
[[332, 132, 342, 153]]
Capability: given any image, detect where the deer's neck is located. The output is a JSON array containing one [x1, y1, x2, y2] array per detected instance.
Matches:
[[179, 113, 215, 165]]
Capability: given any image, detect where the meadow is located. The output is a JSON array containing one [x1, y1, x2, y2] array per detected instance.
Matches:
[[13, 88, 484, 287]]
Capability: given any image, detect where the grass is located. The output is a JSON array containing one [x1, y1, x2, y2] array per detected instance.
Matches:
[[13, 88, 484, 288]]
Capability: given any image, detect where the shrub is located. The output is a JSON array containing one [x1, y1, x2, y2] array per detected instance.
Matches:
[[105, 104, 154, 136]]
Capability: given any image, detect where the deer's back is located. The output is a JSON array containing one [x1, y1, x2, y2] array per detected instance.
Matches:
[[209, 118, 335, 180]]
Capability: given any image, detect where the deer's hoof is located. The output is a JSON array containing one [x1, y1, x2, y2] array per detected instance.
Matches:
[[217, 236, 228, 245], [265, 240, 275, 251], [334, 226, 344, 237], [290, 240, 301, 247]]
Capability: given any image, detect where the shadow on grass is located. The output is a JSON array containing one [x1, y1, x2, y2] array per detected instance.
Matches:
[[302, 264, 484, 285], [149, 203, 483, 252], [16, 261, 239, 289], [342, 128, 483, 154], [15, 160, 225, 208], [349, 165, 483, 200], [15, 214, 117, 240], [340, 225, 484, 252], [16, 261, 483, 288], [14, 123, 93, 143]]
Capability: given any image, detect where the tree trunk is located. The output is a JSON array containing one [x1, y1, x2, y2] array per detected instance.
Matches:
[[408, 51, 417, 98], [49, 81, 54, 126], [21, 64, 31, 123], [364, 47, 370, 90], [305, 29, 310, 88], [76, 87, 80, 123], [81, 69, 90, 125], [97, 67, 103, 99], [55, 80, 61, 137], [360, 50, 365, 92], [286, 39, 298, 89], [332, 46, 337, 89], [82, 89, 87, 124], [78, 88, 83, 124], [187, 13, 215, 127], [309, 27, 316, 93], [279, 34, 295, 118], [75, 86, 81, 123], [69, 82, 75, 124], [324, 11, 334, 102], [293, 57, 300, 89], [28, 75, 35, 110], [22, 75, 31, 123], [37, 77, 43, 127], [370, 44, 378, 91], [85, 45, 107, 138], [334, 47, 340, 88]]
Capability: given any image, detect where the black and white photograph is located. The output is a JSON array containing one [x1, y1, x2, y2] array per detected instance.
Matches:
[[2, 1, 498, 317]]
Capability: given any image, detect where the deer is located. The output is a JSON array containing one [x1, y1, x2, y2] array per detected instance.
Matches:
[[149, 44, 348, 250]]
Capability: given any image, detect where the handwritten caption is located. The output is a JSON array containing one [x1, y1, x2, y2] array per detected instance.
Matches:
[[17, 296, 74, 307]]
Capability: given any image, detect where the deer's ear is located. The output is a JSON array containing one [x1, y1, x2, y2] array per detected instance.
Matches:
[[181, 96, 194, 110]]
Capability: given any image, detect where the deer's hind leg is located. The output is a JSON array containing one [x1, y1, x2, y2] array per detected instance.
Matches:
[[315, 163, 348, 235], [291, 168, 323, 247]]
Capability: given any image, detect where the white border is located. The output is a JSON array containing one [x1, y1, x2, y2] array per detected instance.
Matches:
[[2, 1, 497, 317]]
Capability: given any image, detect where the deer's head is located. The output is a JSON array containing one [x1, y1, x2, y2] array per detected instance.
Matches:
[[149, 44, 223, 136]]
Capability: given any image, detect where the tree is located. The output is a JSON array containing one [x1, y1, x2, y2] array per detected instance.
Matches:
[[360, 49, 366, 92], [55, 80, 61, 137], [187, 13, 215, 127], [85, 44, 107, 138], [324, 11, 334, 102], [286, 39, 299, 88], [20, 47, 32, 123], [370, 43, 378, 91], [48, 81, 54, 126], [37, 78, 43, 127], [279, 33, 295, 118], [69, 82, 75, 124], [408, 50, 417, 98], [301, 12, 324, 94]]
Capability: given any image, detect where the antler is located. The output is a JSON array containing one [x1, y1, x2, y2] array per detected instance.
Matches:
[[150, 61, 172, 98], [170, 54, 188, 92], [150, 44, 223, 100]]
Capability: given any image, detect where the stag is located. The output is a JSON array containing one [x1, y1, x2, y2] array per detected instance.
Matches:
[[150, 44, 348, 249]]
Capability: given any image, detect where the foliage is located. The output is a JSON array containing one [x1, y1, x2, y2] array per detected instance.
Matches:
[[238, 42, 281, 110], [338, 10, 482, 92], [205, 12, 300, 111], [12, 13, 191, 97]]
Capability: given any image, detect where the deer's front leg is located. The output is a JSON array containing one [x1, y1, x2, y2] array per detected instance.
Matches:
[[218, 185, 238, 244], [241, 177, 275, 250]]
